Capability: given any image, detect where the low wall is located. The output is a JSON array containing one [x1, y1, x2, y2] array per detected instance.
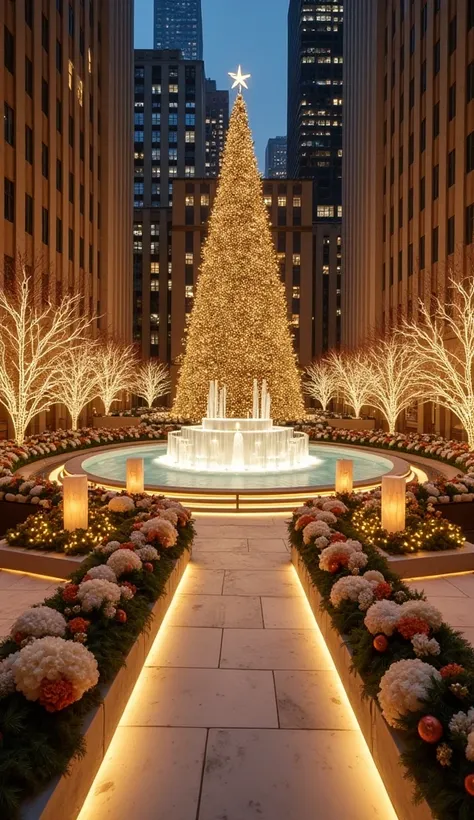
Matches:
[[292, 546, 432, 820], [324, 418, 376, 431]]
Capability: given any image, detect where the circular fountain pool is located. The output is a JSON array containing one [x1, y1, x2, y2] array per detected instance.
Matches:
[[61, 442, 410, 512]]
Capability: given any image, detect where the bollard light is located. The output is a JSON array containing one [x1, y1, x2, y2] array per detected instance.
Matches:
[[381, 475, 406, 533], [126, 458, 145, 494], [63, 474, 89, 531], [335, 459, 353, 494]]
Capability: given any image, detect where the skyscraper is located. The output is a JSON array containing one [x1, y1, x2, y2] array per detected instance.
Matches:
[[287, 0, 343, 215], [154, 0, 203, 61], [265, 137, 287, 179], [205, 80, 229, 177], [133, 49, 206, 360]]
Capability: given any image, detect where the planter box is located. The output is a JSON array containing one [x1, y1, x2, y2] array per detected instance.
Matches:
[[0, 540, 84, 578], [436, 502, 474, 540], [325, 418, 376, 431], [292, 546, 432, 820], [384, 540, 474, 579], [0, 501, 39, 536], [92, 416, 142, 429], [21, 548, 190, 820]]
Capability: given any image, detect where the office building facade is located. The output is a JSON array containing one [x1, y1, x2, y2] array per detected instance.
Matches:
[[343, 0, 474, 437], [265, 136, 288, 179], [153, 0, 203, 61], [205, 79, 229, 177], [133, 49, 205, 360]]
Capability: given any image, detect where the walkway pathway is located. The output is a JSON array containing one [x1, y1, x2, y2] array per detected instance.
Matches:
[[78, 514, 397, 820]]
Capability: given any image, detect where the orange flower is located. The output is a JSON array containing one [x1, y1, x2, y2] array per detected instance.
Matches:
[[397, 616, 430, 639], [440, 663, 465, 679], [39, 677, 75, 712]]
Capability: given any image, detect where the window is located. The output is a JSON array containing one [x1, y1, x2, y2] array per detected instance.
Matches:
[[69, 172, 74, 203], [421, 4, 428, 36], [25, 57, 33, 96], [447, 216, 455, 255], [420, 176, 425, 210], [42, 143, 49, 179], [410, 24, 415, 54], [434, 41, 440, 75], [467, 132, 474, 173], [68, 228, 74, 261], [42, 79, 49, 116], [409, 133, 414, 164], [56, 39, 62, 72], [25, 0, 33, 27], [293, 196, 302, 208], [4, 104, 14, 146], [25, 126, 33, 163], [420, 60, 426, 94], [466, 204, 474, 244], [408, 188, 413, 220], [201, 194, 210, 206], [419, 235, 425, 268], [185, 131, 195, 143], [80, 184, 84, 215], [408, 244, 413, 276], [420, 119, 426, 152], [68, 59, 74, 90], [79, 237, 84, 268], [4, 28, 14, 74], [68, 3, 74, 36], [4, 178, 14, 222], [432, 165, 439, 200], [185, 253, 193, 265], [42, 14, 49, 51], [168, 113, 178, 126], [77, 77, 83, 106], [151, 279, 159, 291], [468, 62, 474, 102], [185, 114, 195, 126], [185, 166, 195, 178], [278, 196, 287, 207], [449, 84, 456, 120], [185, 195, 194, 207], [317, 206, 335, 218], [448, 149, 456, 187], [433, 102, 439, 138], [42, 207, 49, 245], [432, 226, 439, 263], [469, 0, 474, 29], [69, 115, 74, 147], [409, 78, 414, 109], [25, 194, 33, 235], [448, 16, 457, 54], [56, 159, 62, 192], [56, 98, 62, 132]]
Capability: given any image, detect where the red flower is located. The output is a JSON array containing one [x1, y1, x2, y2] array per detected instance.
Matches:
[[67, 617, 90, 634], [62, 584, 79, 602], [39, 677, 75, 712], [295, 514, 316, 531], [13, 631, 24, 645], [330, 532, 347, 543], [121, 580, 137, 594], [374, 582, 392, 600], [397, 616, 430, 639], [118, 542, 136, 551], [440, 663, 465, 679]]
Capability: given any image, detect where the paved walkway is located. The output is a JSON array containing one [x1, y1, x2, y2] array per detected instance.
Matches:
[[78, 515, 397, 820]]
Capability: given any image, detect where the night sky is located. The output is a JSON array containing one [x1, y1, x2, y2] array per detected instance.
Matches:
[[134, 0, 289, 170]]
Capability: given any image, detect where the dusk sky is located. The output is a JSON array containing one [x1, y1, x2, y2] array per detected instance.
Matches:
[[134, 0, 289, 170]]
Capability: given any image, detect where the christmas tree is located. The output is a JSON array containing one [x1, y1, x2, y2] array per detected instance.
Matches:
[[173, 93, 304, 419]]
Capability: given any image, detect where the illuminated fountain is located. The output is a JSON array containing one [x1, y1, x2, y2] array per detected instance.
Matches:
[[162, 380, 314, 474]]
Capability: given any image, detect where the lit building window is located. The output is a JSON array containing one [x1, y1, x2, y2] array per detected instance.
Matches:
[[264, 196, 272, 206], [322, 265, 329, 275], [201, 194, 210, 206], [185, 252, 193, 265], [185, 195, 194, 206], [68, 60, 74, 90], [77, 78, 83, 106], [292, 286, 300, 298], [169, 167, 177, 177], [150, 279, 159, 291], [185, 285, 194, 298], [278, 196, 287, 207], [150, 262, 159, 274], [88, 48, 92, 73], [317, 206, 335, 218], [150, 241, 159, 254], [291, 314, 300, 327], [293, 254, 301, 266], [337, 206, 343, 217], [169, 84, 179, 93], [168, 263, 172, 275], [151, 333, 159, 345], [133, 241, 142, 253], [293, 196, 302, 207], [151, 223, 159, 235], [152, 84, 161, 95], [134, 152, 144, 160], [150, 313, 159, 326], [152, 166, 160, 177], [185, 166, 195, 177], [133, 224, 143, 237], [185, 131, 195, 143]]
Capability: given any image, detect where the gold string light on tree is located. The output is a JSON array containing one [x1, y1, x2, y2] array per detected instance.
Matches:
[[173, 70, 304, 420]]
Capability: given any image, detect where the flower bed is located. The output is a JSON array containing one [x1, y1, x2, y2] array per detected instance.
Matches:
[[290, 496, 474, 819], [0, 493, 194, 819]]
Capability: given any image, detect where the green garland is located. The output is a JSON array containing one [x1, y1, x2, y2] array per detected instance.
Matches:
[[289, 501, 474, 819], [0, 512, 194, 819]]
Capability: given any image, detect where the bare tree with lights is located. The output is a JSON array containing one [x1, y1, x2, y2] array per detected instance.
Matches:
[[134, 359, 171, 409], [94, 340, 137, 416], [0, 262, 94, 444], [328, 349, 372, 418], [54, 342, 99, 429], [400, 277, 474, 448], [304, 358, 338, 411], [364, 334, 424, 433]]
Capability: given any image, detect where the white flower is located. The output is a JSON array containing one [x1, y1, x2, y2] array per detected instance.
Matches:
[[12, 636, 98, 706], [411, 634, 440, 657], [303, 520, 331, 543], [77, 578, 122, 612], [466, 730, 474, 762], [319, 543, 356, 571], [400, 600, 443, 631], [136, 497, 152, 509], [330, 576, 374, 607], [130, 530, 147, 544], [364, 600, 402, 636], [358, 589, 375, 611], [159, 508, 179, 526], [86, 565, 117, 583], [378, 659, 442, 727], [108, 495, 135, 513], [136, 545, 160, 561], [321, 499, 347, 514], [348, 551, 368, 571], [107, 549, 142, 577], [313, 510, 337, 525], [423, 483, 440, 497], [449, 708, 474, 737], [363, 570, 385, 584], [11, 606, 67, 640], [314, 536, 329, 549], [140, 517, 177, 547], [100, 540, 121, 555], [345, 539, 363, 552]]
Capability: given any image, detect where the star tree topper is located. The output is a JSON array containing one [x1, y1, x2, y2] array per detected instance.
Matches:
[[228, 65, 251, 92]]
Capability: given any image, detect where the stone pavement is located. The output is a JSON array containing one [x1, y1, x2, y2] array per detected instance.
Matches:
[[77, 514, 398, 820]]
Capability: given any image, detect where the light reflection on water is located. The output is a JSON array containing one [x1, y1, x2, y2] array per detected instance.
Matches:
[[82, 444, 394, 491]]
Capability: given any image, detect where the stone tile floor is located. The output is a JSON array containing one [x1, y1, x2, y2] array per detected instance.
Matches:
[[77, 515, 398, 820], [0, 569, 63, 638]]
